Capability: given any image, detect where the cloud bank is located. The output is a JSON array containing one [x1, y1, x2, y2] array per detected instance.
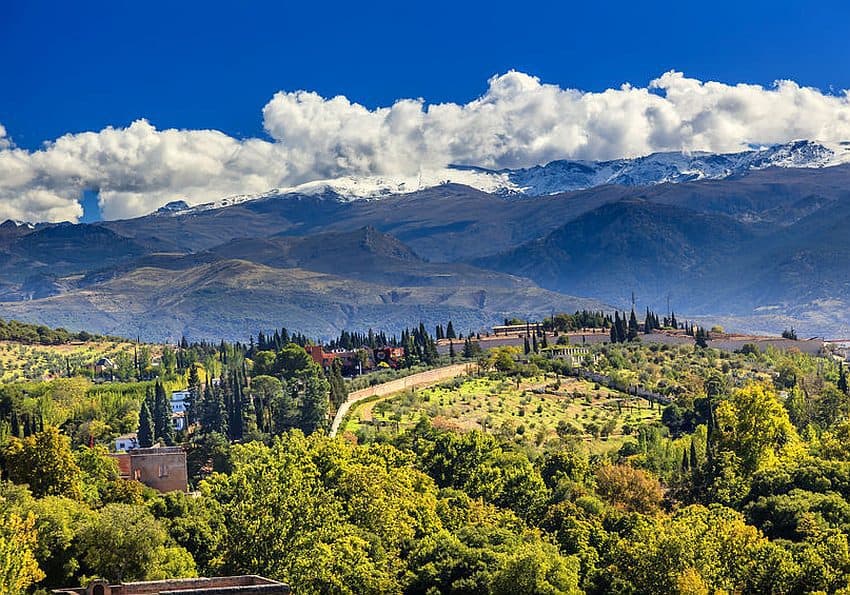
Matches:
[[2, 71, 850, 222]]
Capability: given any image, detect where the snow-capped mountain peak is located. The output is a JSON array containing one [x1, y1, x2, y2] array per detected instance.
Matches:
[[170, 140, 850, 215]]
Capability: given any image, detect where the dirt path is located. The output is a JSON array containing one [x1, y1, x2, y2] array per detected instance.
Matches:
[[329, 362, 473, 436]]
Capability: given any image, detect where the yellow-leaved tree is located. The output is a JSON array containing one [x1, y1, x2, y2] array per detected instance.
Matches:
[[0, 509, 44, 594], [714, 383, 805, 476]]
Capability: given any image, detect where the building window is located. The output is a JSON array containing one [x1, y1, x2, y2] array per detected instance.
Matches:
[[159, 464, 169, 478]]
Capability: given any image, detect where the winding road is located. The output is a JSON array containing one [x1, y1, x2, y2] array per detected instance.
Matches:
[[329, 362, 473, 436]]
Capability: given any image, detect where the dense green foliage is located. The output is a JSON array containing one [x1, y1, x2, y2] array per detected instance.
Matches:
[[4, 327, 850, 593]]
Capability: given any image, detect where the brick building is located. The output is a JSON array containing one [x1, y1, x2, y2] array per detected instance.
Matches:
[[110, 446, 188, 493]]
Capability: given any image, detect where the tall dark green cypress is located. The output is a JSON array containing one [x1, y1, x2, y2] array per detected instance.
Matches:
[[153, 381, 175, 445], [138, 401, 154, 448], [446, 321, 456, 340], [628, 309, 639, 341], [201, 384, 227, 436], [839, 364, 849, 396]]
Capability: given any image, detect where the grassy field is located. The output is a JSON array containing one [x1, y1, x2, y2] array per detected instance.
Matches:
[[346, 373, 662, 453], [0, 340, 143, 382]]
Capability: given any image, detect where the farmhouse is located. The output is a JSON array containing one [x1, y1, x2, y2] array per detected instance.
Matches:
[[94, 357, 116, 379]]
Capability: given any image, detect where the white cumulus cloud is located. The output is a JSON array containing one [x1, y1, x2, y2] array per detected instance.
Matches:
[[1, 71, 850, 222]]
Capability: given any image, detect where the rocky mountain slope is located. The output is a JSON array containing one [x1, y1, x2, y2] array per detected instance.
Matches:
[[2, 150, 850, 340]]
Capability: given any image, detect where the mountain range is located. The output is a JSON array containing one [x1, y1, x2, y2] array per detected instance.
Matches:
[[1, 140, 849, 341]]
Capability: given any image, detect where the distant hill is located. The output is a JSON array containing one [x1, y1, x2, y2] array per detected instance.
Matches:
[[2, 160, 850, 339], [0, 227, 603, 341]]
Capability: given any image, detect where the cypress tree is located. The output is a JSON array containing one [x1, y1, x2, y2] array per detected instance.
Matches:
[[186, 364, 201, 425], [10, 411, 20, 438], [446, 321, 456, 339], [138, 401, 154, 448], [681, 448, 690, 473], [839, 364, 849, 396], [690, 438, 699, 469], [628, 309, 639, 341], [201, 384, 227, 436], [154, 381, 175, 445], [300, 372, 330, 434], [449, 340, 455, 362]]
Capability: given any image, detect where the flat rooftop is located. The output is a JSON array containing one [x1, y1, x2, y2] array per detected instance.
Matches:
[[54, 575, 290, 595]]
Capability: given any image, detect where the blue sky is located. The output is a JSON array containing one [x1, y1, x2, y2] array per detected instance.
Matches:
[[1, 0, 850, 223], [2, 0, 848, 150]]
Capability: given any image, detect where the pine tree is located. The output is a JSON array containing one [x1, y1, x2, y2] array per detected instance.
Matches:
[[463, 338, 475, 359], [138, 401, 154, 448]]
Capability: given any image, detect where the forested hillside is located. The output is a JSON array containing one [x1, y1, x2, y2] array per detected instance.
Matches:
[[3, 321, 850, 593]]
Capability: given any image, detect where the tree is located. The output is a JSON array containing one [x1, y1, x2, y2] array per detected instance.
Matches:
[[0, 509, 44, 593], [138, 401, 154, 448], [200, 384, 227, 436], [448, 340, 456, 362], [155, 381, 176, 446], [299, 372, 330, 434], [327, 359, 348, 411], [595, 463, 663, 514], [274, 344, 314, 380], [695, 326, 709, 349], [714, 383, 804, 477], [446, 320, 456, 340], [250, 375, 282, 434], [186, 364, 201, 426], [628, 309, 639, 341], [3, 427, 83, 499], [25, 495, 93, 588], [489, 540, 581, 595], [839, 364, 848, 396], [78, 503, 195, 582]]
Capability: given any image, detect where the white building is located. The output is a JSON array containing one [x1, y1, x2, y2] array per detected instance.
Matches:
[[172, 411, 186, 431], [171, 389, 191, 413], [115, 432, 138, 452]]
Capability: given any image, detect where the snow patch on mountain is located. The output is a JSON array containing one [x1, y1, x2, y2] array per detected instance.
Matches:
[[170, 140, 850, 215]]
